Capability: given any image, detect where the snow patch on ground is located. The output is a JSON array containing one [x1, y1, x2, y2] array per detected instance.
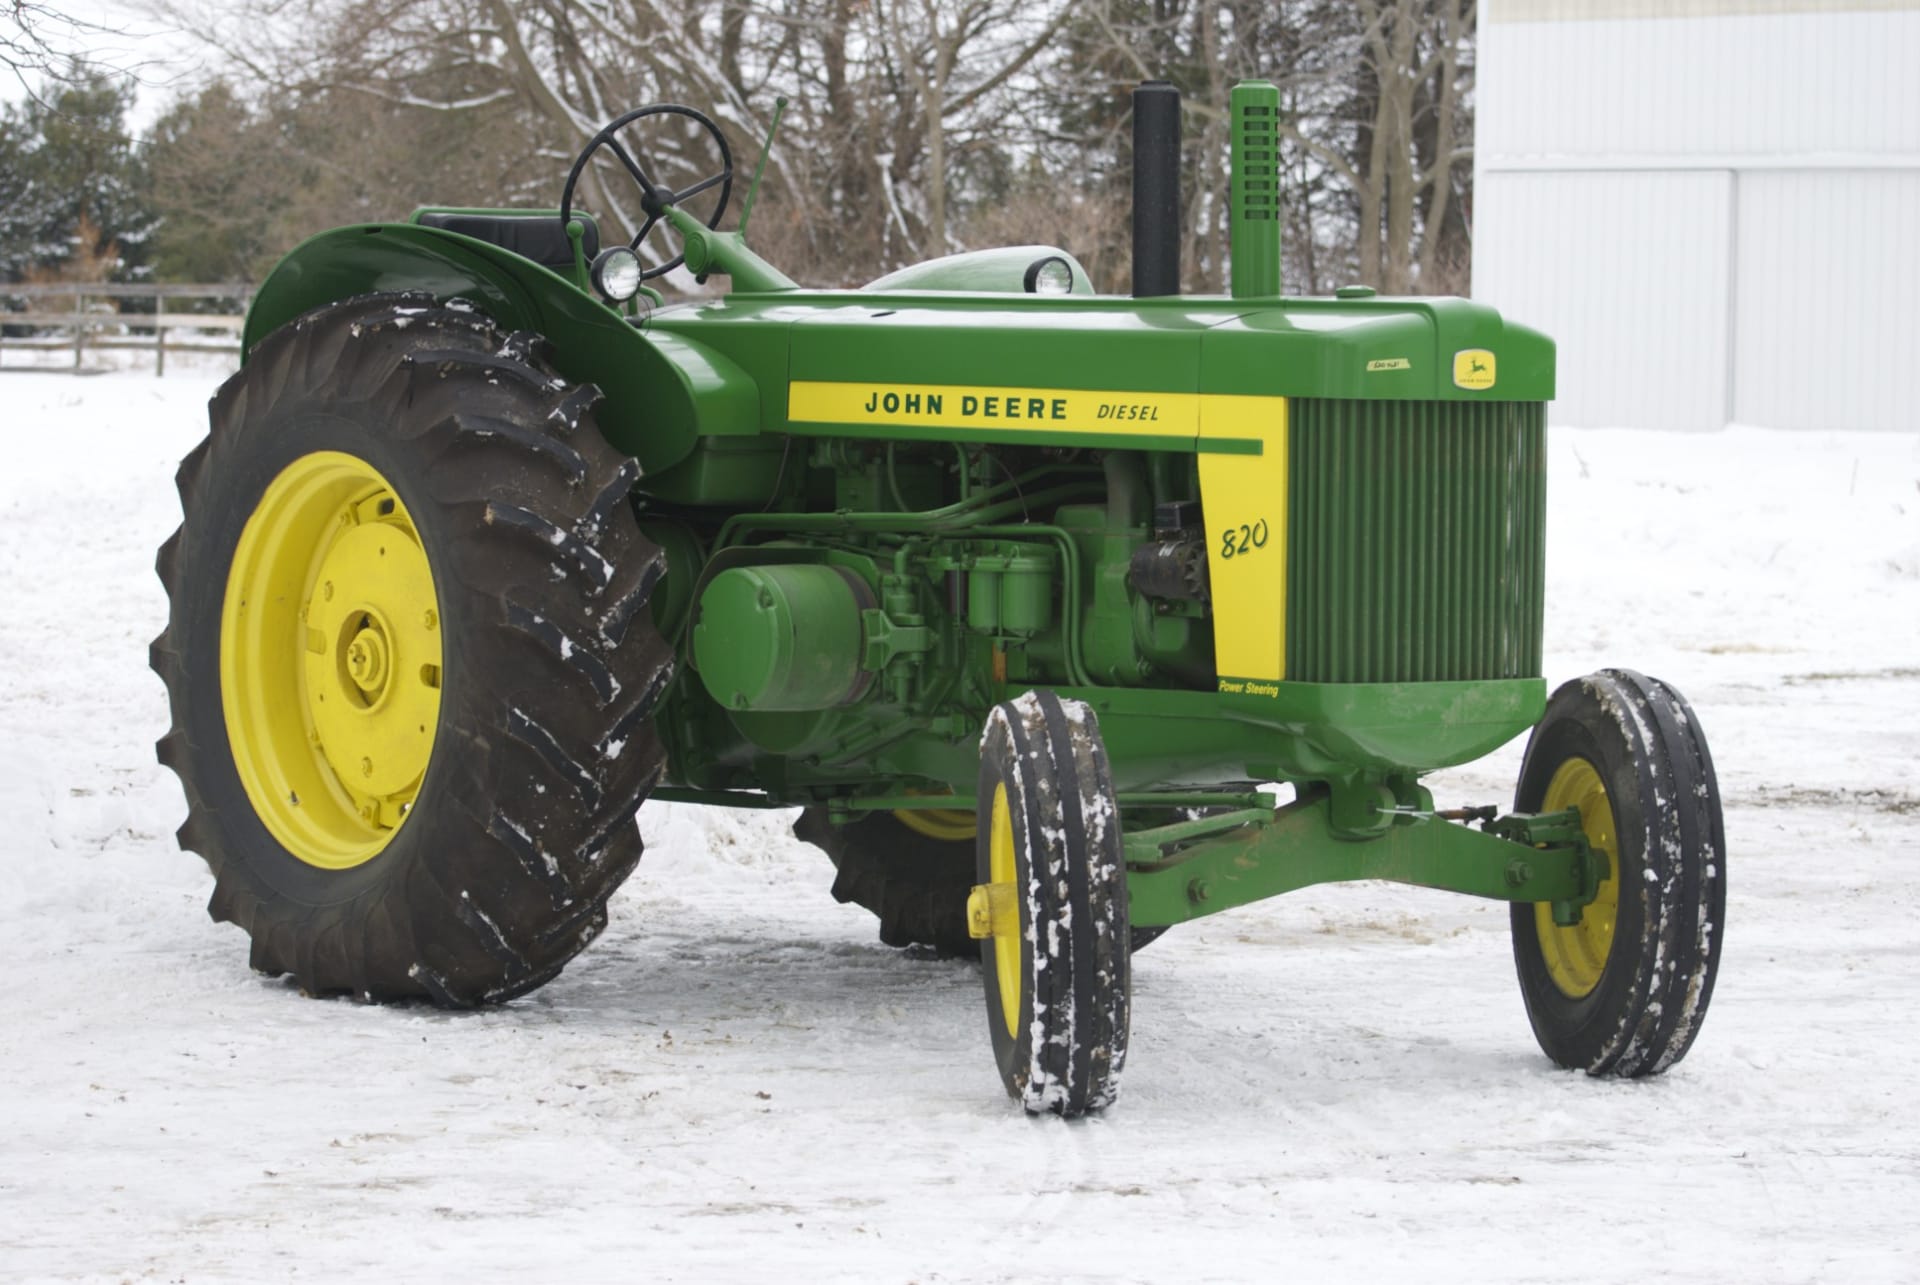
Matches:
[[0, 370, 1916, 1281]]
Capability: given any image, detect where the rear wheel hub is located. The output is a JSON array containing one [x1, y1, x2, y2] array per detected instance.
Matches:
[[221, 451, 442, 870]]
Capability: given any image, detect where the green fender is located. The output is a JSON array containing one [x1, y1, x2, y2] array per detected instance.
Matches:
[[241, 222, 757, 474]]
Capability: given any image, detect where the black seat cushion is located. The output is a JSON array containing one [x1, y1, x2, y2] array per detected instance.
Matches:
[[416, 212, 600, 272]]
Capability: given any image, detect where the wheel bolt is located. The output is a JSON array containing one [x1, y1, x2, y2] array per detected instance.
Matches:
[[423, 608, 437, 630], [361, 756, 373, 777], [322, 581, 335, 602]]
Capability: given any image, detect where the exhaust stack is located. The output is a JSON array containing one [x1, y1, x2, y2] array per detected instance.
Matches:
[[1229, 80, 1282, 298], [1131, 81, 1181, 297]]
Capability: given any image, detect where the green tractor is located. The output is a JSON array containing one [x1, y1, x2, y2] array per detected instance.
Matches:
[[152, 83, 1724, 1116]]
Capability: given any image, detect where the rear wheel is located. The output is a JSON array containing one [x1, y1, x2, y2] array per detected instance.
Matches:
[[151, 292, 673, 1005], [795, 802, 1166, 956], [1510, 669, 1725, 1075], [970, 690, 1130, 1116], [794, 808, 978, 956]]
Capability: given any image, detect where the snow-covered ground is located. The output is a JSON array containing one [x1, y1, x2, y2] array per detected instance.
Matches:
[[1, 366, 1915, 1282]]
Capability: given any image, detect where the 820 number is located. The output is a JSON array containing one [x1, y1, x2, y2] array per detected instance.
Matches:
[[1219, 519, 1271, 560]]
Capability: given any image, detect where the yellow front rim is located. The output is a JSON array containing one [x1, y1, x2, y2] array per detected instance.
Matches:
[[1534, 757, 1621, 998], [987, 782, 1021, 1038], [220, 451, 442, 870]]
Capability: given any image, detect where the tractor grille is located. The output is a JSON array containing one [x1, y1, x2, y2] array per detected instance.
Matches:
[[1285, 399, 1546, 683]]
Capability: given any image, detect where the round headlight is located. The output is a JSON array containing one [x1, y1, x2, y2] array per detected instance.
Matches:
[[1023, 255, 1074, 296], [592, 247, 644, 302]]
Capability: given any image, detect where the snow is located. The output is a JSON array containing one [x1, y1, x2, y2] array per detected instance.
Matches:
[[1, 367, 1917, 1282]]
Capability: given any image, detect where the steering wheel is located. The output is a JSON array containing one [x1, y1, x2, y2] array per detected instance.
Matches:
[[559, 104, 734, 281]]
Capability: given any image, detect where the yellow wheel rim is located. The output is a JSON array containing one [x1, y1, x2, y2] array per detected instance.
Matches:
[[1534, 757, 1621, 998], [220, 451, 442, 870], [894, 805, 978, 842], [986, 782, 1021, 1038]]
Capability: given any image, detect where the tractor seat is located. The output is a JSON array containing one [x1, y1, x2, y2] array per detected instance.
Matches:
[[414, 211, 599, 273]]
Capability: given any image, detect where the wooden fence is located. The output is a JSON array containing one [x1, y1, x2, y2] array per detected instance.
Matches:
[[1, 282, 252, 375]]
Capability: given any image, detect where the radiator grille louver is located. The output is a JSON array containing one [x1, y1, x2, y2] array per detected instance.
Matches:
[[1285, 399, 1547, 684]]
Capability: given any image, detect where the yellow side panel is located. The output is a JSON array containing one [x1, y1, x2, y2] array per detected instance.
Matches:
[[1198, 396, 1288, 689]]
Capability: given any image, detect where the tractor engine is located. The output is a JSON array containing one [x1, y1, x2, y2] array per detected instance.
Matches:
[[653, 439, 1220, 794]]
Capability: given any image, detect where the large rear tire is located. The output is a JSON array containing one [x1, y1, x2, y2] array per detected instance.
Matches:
[[151, 292, 673, 1005], [794, 805, 1166, 957], [1510, 669, 1725, 1075], [794, 809, 979, 956]]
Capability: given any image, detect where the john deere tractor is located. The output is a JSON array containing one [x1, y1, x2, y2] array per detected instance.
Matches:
[[152, 84, 1725, 1116]]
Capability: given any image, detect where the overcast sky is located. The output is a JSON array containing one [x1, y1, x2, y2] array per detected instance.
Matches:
[[6, 0, 210, 132]]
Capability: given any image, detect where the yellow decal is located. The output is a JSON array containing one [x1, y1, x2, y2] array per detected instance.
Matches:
[[1366, 357, 1410, 372], [1217, 678, 1281, 698], [1452, 349, 1496, 390], [1198, 396, 1287, 683], [789, 381, 1199, 437]]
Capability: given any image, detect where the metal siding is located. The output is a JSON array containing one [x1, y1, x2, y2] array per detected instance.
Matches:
[[1735, 169, 1920, 430], [1476, 0, 1920, 429], [1475, 170, 1732, 429], [1479, 10, 1920, 160], [1489, 1, 1920, 22]]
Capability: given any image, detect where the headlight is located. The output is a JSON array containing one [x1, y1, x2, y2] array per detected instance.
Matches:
[[592, 247, 644, 302], [1023, 255, 1074, 296]]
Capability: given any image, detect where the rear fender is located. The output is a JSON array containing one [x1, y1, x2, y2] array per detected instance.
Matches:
[[243, 223, 757, 474]]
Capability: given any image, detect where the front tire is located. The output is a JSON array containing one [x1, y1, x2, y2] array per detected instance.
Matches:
[[151, 292, 673, 1005], [1510, 669, 1726, 1075], [972, 690, 1131, 1116]]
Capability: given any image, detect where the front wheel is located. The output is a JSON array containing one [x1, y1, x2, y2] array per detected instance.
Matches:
[[971, 690, 1131, 1116], [1510, 669, 1726, 1076]]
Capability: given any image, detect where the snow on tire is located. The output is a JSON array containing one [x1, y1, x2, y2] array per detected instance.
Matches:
[[974, 689, 1130, 1116], [1509, 669, 1726, 1076], [151, 291, 672, 1006]]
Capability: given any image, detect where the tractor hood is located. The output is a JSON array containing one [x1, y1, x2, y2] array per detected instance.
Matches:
[[771, 291, 1554, 407], [1204, 294, 1554, 402]]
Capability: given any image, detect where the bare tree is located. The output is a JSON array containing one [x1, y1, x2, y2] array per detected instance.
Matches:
[[4, 1, 135, 98], [142, 0, 1476, 294], [1076, 0, 1474, 295], [152, 0, 1066, 284], [867, 0, 1067, 255], [1291, 0, 1473, 292]]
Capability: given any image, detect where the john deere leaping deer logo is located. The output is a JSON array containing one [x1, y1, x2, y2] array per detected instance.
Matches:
[[1453, 349, 1497, 391]]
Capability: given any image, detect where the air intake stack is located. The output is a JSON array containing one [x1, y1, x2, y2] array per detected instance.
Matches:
[[1131, 81, 1182, 297], [1229, 80, 1282, 298]]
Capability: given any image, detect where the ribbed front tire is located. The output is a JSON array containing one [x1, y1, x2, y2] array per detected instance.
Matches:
[[1510, 669, 1725, 1075], [974, 690, 1131, 1116]]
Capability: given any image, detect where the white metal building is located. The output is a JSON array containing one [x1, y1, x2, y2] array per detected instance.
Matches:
[[1473, 0, 1920, 431]]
